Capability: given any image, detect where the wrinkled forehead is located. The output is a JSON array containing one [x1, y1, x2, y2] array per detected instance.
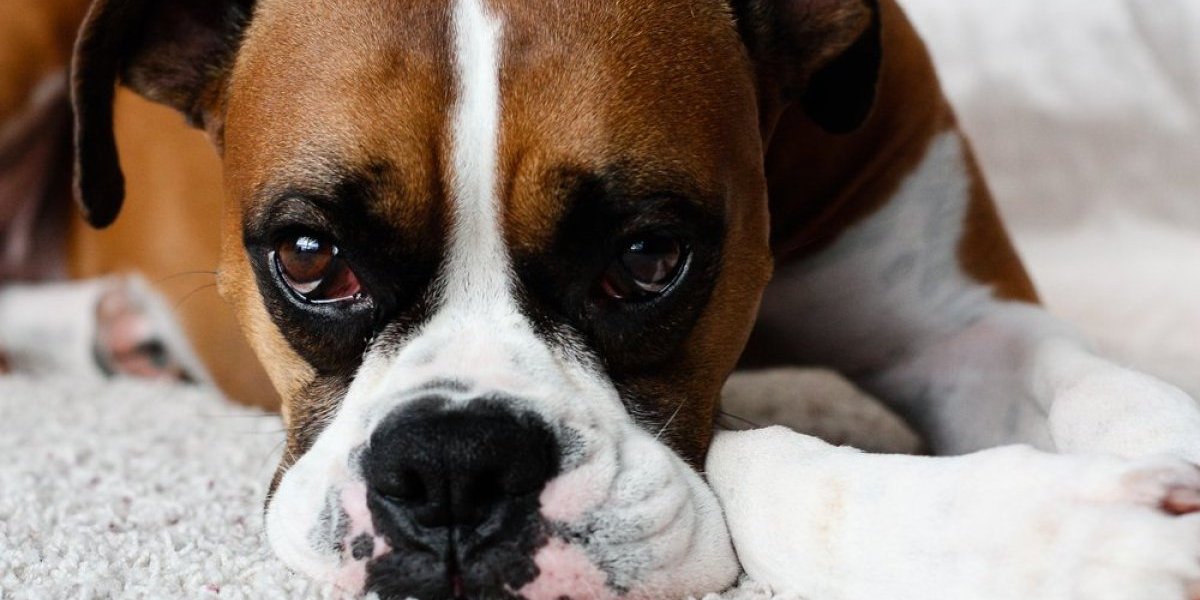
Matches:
[[223, 0, 761, 217]]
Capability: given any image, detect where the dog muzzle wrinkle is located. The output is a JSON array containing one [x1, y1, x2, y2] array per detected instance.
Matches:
[[267, 343, 738, 599]]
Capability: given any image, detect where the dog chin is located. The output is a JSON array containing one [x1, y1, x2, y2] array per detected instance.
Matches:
[[265, 420, 739, 599]]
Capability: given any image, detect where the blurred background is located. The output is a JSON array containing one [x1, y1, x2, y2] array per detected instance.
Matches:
[[904, 0, 1200, 399]]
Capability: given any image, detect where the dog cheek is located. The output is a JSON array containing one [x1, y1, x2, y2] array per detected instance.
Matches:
[[538, 455, 618, 524]]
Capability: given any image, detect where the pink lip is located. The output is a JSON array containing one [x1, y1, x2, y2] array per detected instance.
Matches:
[[517, 538, 617, 600], [539, 465, 610, 524], [331, 483, 393, 595]]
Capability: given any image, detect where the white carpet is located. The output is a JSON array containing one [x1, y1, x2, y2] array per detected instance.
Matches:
[[0, 377, 333, 598]]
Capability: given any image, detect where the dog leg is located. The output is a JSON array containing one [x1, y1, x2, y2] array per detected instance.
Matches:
[[708, 426, 1200, 600], [0, 275, 209, 382], [747, 130, 1200, 460], [869, 306, 1200, 462]]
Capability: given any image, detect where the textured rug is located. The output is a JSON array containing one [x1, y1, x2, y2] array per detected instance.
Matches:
[[0, 377, 331, 598]]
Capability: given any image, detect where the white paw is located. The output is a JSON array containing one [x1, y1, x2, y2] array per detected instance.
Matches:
[[1043, 455, 1200, 600], [0, 275, 209, 382], [707, 429, 1200, 600], [1101, 456, 1200, 514]]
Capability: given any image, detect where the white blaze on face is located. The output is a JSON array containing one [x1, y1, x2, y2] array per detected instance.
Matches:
[[445, 0, 510, 315]]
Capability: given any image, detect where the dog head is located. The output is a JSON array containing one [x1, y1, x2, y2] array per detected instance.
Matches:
[[71, 0, 879, 597]]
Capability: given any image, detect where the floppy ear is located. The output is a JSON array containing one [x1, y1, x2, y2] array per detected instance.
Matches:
[[71, 0, 255, 228], [733, 0, 882, 134]]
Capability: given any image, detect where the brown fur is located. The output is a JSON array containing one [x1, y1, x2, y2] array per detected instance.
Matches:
[[0, 0, 88, 122], [958, 140, 1039, 302], [218, 0, 458, 416]]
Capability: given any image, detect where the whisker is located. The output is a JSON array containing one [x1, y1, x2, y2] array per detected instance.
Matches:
[[715, 409, 761, 430], [156, 270, 218, 285], [197, 412, 280, 420], [228, 429, 287, 436], [653, 400, 686, 442], [260, 440, 291, 506], [258, 437, 288, 480], [174, 282, 218, 310]]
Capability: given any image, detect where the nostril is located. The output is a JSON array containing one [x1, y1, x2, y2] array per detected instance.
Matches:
[[376, 467, 430, 505]]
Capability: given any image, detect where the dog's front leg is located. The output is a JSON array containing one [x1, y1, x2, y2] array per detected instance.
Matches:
[[708, 426, 1200, 600], [870, 305, 1200, 462]]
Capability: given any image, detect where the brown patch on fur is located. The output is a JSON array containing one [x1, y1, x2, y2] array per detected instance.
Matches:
[[496, 1, 757, 250], [764, 0, 947, 262], [958, 143, 1039, 302], [267, 373, 352, 497], [284, 375, 352, 465], [218, 236, 314, 414], [224, 0, 453, 226]]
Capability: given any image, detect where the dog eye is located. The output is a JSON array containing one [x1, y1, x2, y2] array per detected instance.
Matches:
[[274, 234, 364, 303], [600, 234, 685, 301]]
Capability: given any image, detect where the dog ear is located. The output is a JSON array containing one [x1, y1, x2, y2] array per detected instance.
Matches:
[[733, 0, 882, 134], [71, 0, 255, 228]]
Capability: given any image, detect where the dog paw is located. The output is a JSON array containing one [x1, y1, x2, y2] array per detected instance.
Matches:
[[1106, 457, 1200, 515], [93, 282, 188, 380], [1040, 456, 1200, 600], [0, 276, 206, 381]]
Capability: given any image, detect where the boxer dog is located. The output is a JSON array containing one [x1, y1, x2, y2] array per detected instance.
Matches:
[[6, 0, 1200, 597]]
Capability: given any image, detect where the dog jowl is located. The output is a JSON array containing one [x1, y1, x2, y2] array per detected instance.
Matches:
[[70, 0, 879, 597]]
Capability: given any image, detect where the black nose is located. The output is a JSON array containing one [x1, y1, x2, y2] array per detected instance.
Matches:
[[364, 399, 560, 534]]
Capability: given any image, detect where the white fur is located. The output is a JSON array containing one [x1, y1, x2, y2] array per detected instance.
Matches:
[[264, 1, 738, 596], [0, 279, 111, 378], [444, 0, 508, 313], [708, 427, 1200, 600], [1034, 339, 1200, 463]]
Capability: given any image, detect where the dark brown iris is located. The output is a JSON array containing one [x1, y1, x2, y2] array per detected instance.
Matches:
[[600, 234, 685, 301], [275, 234, 363, 303]]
